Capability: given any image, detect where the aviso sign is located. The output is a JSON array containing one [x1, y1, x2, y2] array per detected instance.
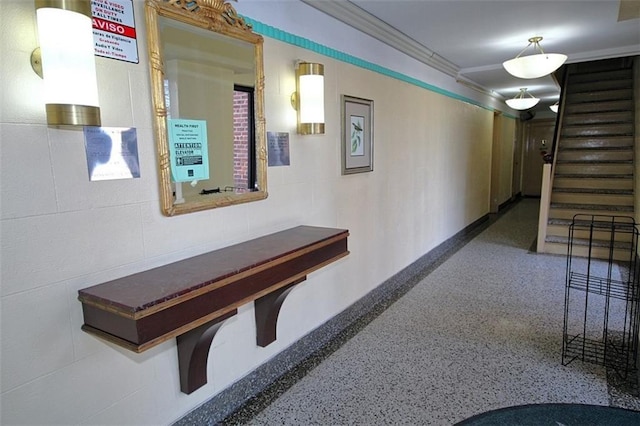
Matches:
[[91, 0, 139, 63]]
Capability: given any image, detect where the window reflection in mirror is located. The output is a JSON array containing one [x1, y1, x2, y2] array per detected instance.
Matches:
[[232, 85, 256, 190], [146, 0, 267, 216]]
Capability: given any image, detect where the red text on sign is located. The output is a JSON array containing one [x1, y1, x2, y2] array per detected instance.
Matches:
[[92, 17, 136, 38]]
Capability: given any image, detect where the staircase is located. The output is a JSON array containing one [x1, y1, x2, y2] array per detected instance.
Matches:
[[543, 57, 637, 259]]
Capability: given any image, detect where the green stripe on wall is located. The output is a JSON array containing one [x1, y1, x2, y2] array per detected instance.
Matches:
[[243, 16, 515, 118]]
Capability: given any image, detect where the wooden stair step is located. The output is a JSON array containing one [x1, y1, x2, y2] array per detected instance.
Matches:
[[566, 89, 632, 103], [550, 203, 633, 212], [546, 235, 634, 250], [554, 163, 633, 175], [554, 175, 633, 181], [543, 241, 632, 260], [553, 187, 632, 195], [561, 123, 634, 138], [548, 217, 636, 227], [558, 135, 634, 149], [544, 238, 633, 261], [549, 203, 633, 215], [567, 78, 633, 94], [564, 99, 633, 114], [553, 177, 633, 191], [548, 210, 634, 226], [556, 150, 633, 162], [548, 207, 634, 222], [569, 66, 633, 82], [563, 111, 633, 126], [550, 192, 633, 206], [546, 223, 635, 243]]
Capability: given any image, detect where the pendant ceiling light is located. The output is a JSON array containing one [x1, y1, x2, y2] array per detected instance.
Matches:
[[549, 102, 559, 113], [505, 88, 540, 110], [503, 36, 567, 79]]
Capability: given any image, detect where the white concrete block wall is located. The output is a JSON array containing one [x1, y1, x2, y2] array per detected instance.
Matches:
[[1, 0, 498, 424]]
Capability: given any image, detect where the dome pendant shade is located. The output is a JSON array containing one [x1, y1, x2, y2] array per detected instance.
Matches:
[[503, 53, 568, 79], [503, 37, 567, 79], [505, 88, 539, 110]]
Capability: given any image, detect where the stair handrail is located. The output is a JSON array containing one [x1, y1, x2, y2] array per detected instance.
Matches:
[[537, 65, 571, 253], [549, 65, 571, 177], [547, 65, 571, 196]]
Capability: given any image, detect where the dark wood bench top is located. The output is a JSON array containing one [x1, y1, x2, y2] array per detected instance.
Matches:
[[78, 225, 349, 352]]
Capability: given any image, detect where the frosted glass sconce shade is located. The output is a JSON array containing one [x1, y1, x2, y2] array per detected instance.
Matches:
[[294, 62, 324, 135], [33, 0, 101, 126], [503, 37, 567, 79], [505, 88, 540, 110]]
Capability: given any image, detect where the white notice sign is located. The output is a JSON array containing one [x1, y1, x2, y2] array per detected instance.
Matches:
[[91, 0, 139, 63]]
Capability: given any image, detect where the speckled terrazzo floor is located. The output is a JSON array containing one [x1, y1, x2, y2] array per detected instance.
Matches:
[[218, 198, 640, 425]]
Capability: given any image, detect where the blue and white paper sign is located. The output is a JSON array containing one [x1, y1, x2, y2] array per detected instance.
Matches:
[[167, 119, 209, 182]]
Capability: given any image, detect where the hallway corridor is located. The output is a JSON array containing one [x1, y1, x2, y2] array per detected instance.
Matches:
[[197, 199, 640, 425]]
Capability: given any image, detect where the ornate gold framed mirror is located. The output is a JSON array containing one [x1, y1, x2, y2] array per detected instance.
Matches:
[[145, 0, 267, 216]]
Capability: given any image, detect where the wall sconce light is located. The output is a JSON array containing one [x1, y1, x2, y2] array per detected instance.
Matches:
[[503, 36, 567, 79], [549, 102, 559, 113], [31, 0, 101, 126], [505, 88, 540, 110], [291, 62, 324, 135]]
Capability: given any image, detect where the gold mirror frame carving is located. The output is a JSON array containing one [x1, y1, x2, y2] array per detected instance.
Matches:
[[146, 0, 267, 216]]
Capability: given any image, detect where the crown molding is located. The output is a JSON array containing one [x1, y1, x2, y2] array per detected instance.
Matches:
[[300, 0, 460, 78], [567, 45, 640, 64], [456, 75, 503, 99]]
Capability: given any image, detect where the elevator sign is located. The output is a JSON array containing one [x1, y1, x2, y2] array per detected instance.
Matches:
[[91, 0, 139, 63]]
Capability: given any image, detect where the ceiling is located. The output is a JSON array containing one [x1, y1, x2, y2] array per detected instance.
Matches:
[[301, 0, 640, 115]]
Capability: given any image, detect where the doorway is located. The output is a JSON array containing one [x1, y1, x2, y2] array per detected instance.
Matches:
[[522, 118, 556, 197]]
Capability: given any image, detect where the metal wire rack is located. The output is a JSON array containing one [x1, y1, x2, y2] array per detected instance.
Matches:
[[562, 214, 640, 378]]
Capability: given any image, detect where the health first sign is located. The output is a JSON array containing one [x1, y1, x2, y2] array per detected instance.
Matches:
[[91, 0, 139, 63]]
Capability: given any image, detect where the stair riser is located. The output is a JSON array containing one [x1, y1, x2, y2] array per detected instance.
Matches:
[[550, 193, 633, 206], [568, 79, 633, 94], [569, 69, 632, 83], [556, 151, 633, 162], [553, 178, 633, 191], [544, 242, 632, 261], [559, 136, 634, 150], [555, 164, 633, 176], [566, 89, 632, 103], [565, 100, 634, 114], [562, 124, 634, 137], [563, 112, 633, 126], [548, 208, 634, 221], [546, 225, 635, 243]]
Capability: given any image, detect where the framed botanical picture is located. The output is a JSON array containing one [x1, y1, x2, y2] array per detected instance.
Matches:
[[341, 95, 374, 174]]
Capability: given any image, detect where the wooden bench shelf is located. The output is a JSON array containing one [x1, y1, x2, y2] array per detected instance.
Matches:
[[78, 225, 349, 393]]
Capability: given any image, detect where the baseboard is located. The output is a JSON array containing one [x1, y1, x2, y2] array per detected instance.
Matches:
[[499, 193, 523, 212]]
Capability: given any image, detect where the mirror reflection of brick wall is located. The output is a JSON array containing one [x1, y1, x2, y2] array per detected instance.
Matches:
[[233, 90, 250, 189]]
